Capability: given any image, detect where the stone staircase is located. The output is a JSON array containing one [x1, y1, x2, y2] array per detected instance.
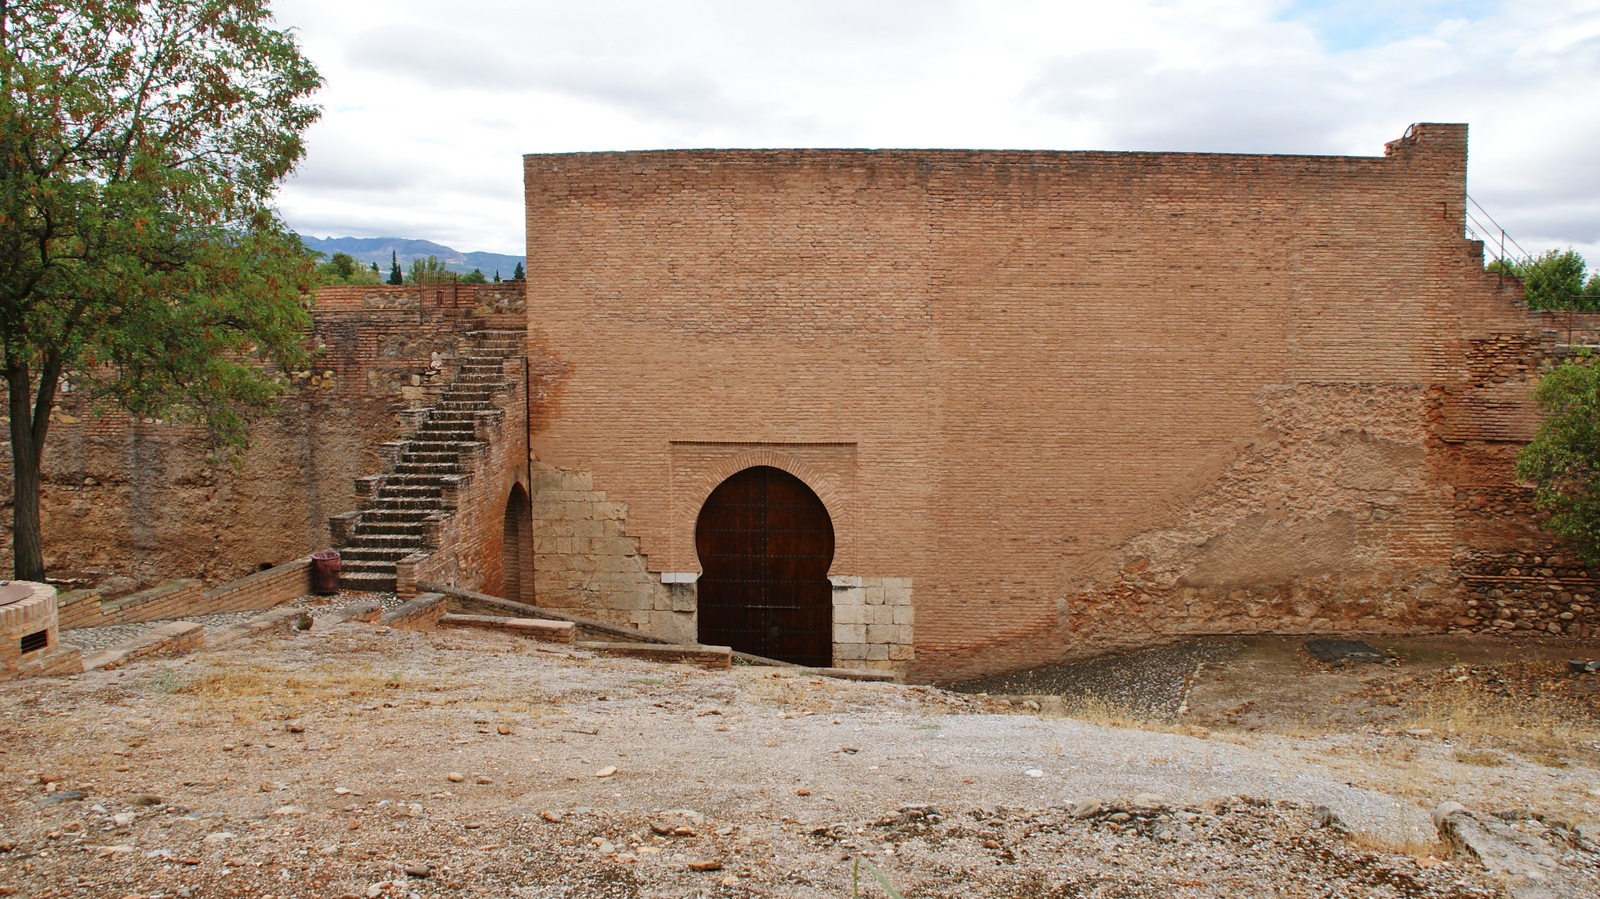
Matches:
[[331, 330, 524, 593]]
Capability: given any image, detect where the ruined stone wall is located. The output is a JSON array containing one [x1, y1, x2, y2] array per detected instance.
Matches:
[[0, 285, 525, 596], [523, 124, 1579, 680]]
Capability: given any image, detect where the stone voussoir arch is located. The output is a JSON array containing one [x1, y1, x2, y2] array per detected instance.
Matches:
[[684, 449, 853, 574]]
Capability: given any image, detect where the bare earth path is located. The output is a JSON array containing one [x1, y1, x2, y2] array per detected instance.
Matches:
[[2, 620, 1598, 897]]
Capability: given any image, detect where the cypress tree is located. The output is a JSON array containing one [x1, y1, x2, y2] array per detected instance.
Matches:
[[387, 250, 403, 285], [512, 262, 525, 281]]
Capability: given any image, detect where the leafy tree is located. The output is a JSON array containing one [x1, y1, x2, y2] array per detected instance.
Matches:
[[1518, 353, 1600, 564], [512, 261, 525, 281], [0, 0, 322, 580], [459, 268, 486, 284], [407, 254, 451, 285], [1490, 249, 1600, 311], [312, 249, 379, 286], [387, 250, 403, 285]]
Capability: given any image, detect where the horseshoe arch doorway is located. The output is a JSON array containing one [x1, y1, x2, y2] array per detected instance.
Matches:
[[695, 466, 834, 667]]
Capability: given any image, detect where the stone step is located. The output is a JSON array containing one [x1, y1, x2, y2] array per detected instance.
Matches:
[[438, 613, 575, 644], [574, 641, 733, 669], [357, 510, 432, 523], [340, 551, 413, 565], [347, 534, 425, 549], [363, 497, 448, 510], [339, 571, 397, 593], [357, 522, 426, 536]]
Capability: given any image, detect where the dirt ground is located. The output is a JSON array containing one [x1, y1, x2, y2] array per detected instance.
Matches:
[[3, 620, 1599, 898]]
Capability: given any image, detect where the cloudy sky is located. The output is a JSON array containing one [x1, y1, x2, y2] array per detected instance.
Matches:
[[271, 0, 1600, 265]]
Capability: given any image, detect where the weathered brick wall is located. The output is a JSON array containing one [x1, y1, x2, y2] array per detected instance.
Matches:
[[57, 558, 313, 631], [1, 284, 526, 598], [523, 124, 1580, 681], [400, 349, 531, 599]]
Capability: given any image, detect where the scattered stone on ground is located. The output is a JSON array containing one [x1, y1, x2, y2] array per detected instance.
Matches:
[[1, 620, 1597, 897], [945, 638, 1237, 718], [1304, 639, 1389, 666]]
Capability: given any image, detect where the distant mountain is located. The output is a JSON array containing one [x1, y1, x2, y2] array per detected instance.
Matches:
[[301, 235, 524, 280]]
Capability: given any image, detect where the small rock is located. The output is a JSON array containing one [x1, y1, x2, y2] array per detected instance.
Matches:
[[497, 724, 511, 735], [1312, 805, 1342, 829], [541, 810, 563, 823], [1433, 801, 1468, 828], [982, 839, 1000, 849], [221, 743, 236, 752], [112, 813, 135, 827], [334, 787, 353, 796], [273, 805, 307, 817], [688, 859, 723, 872], [594, 839, 616, 855], [286, 723, 305, 734], [1071, 799, 1102, 819], [1107, 812, 1132, 823], [202, 832, 236, 845], [476, 776, 492, 785], [1132, 793, 1165, 810], [796, 789, 811, 796], [291, 612, 313, 631], [447, 772, 465, 783], [97, 845, 134, 857], [402, 863, 430, 878], [594, 766, 617, 778], [1024, 768, 1044, 778], [38, 790, 85, 806]]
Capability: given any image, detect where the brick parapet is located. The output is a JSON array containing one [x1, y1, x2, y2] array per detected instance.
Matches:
[[56, 559, 310, 632]]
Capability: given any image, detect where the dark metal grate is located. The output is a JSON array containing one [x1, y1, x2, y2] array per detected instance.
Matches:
[[695, 466, 834, 667], [20, 630, 47, 654]]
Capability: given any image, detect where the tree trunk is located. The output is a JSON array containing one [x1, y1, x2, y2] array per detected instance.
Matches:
[[6, 357, 44, 581]]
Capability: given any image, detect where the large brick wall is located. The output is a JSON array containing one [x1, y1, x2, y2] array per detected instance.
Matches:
[[1, 284, 526, 597], [522, 124, 1584, 680]]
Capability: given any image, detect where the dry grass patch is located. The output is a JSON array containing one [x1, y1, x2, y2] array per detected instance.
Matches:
[[1404, 662, 1600, 766], [170, 660, 463, 718]]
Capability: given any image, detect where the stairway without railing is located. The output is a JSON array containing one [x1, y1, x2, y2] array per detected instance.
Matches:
[[330, 330, 524, 593]]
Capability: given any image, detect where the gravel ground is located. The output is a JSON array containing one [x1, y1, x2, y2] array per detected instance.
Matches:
[[59, 592, 400, 653], [2, 621, 1598, 897], [947, 640, 1241, 718]]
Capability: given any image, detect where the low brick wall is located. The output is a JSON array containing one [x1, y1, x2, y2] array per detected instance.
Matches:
[[381, 593, 446, 630], [82, 621, 206, 671], [58, 559, 311, 631]]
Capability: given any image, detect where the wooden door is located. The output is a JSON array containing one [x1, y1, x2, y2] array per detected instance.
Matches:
[[695, 466, 834, 667]]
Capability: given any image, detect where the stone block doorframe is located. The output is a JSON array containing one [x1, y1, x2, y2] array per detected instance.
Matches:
[[503, 483, 534, 604], [695, 465, 833, 667]]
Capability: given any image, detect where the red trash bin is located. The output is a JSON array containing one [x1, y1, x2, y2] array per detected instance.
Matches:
[[310, 550, 341, 595]]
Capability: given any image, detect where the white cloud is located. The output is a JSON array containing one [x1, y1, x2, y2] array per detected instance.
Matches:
[[271, 0, 1600, 263]]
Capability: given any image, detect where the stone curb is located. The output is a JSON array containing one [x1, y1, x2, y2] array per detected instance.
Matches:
[[82, 621, 205, 671]]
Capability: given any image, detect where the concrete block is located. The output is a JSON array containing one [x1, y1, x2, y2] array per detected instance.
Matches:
[[892, 605, 914, 625]]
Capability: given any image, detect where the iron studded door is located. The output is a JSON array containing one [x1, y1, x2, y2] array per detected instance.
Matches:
[[696, 466, 834, 667]]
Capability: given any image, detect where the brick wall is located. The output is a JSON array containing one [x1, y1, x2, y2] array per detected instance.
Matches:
[[523, 124, 1578, 680], [57, 558, 312, 630], [2, 286, 526, 597]]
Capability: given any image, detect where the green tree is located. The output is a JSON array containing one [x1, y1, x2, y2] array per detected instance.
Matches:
[[512, 261, 524, 281], [1517, 353, 1600, 564], [459, 268, 486, 284], [387, 250, 403, 285], [0, 0, 321, 580], [1490, 249, 1600, 311], [407, 254, 451, 285], [312, 249, 379, 286]]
